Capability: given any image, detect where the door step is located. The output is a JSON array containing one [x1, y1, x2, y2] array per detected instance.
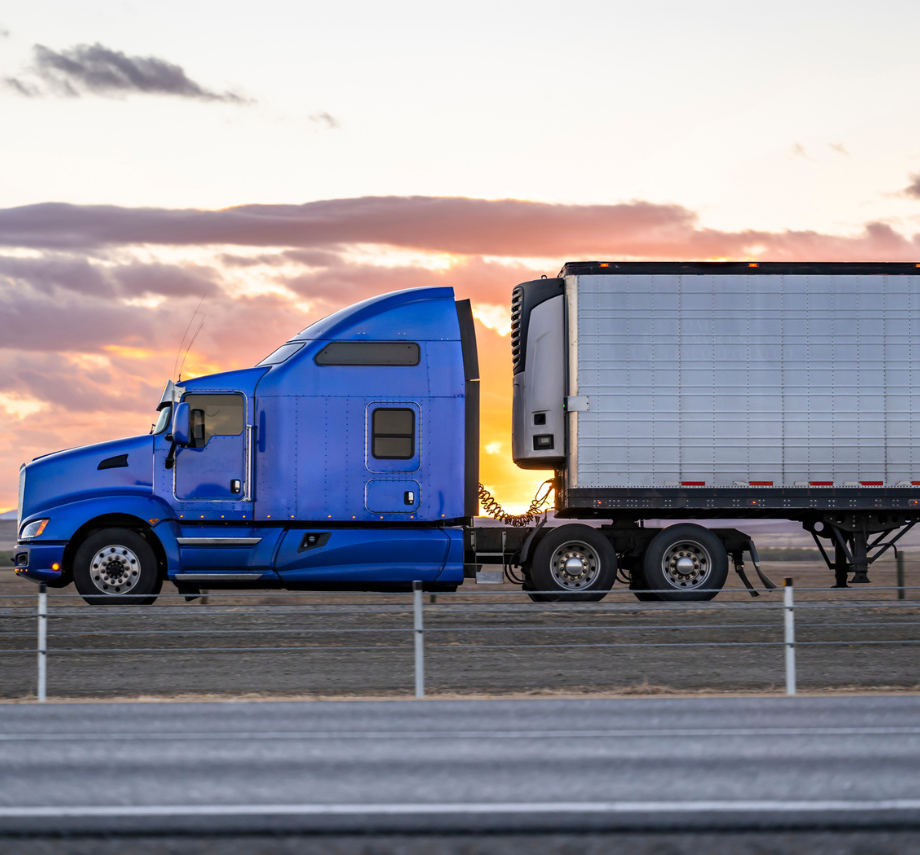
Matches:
[[177, 537, 262, 547]]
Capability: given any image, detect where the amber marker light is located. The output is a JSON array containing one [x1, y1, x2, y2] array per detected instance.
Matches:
[[52, 563, 60, 571]]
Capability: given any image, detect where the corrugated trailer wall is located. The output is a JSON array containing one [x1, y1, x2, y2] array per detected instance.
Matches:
[[568, 272, 920, 490]]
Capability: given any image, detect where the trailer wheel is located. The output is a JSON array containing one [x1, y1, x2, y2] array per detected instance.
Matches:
[[73, 528, 162, 606], [527, 525, 616, 602], [639, 524, 728, 602]]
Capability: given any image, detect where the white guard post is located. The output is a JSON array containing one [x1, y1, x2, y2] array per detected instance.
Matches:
[[784, 577, 796, 696]]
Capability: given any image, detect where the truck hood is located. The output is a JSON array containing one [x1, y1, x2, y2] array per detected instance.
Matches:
[[20, 435, 153, 528]]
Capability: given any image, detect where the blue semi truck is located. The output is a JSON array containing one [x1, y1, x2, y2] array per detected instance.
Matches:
[[14, 262, 920, 604]]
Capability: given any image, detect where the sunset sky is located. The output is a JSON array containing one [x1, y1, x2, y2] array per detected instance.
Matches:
[[2, 1, 920, 513]]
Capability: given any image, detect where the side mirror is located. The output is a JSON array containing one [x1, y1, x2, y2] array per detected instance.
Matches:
[[172, 402, 190, 447]]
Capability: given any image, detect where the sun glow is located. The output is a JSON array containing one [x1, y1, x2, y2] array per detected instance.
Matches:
[[103, 345, 163, 361], [473, 304, 512, 336], [177, 352, 224, 380]]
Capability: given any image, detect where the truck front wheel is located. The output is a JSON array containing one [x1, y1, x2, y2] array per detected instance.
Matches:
[[527, 525, 616, 602], [73, 528, 162, 606], [639, 524, 728, 602]]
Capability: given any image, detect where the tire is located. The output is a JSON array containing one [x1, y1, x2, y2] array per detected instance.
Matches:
[[527, 524, 616, 603], [640, 524, 729, 602], [73, 528, 162, 605]]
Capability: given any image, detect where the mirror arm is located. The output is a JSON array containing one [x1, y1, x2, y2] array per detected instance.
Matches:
[[165, 441, 177, 470]]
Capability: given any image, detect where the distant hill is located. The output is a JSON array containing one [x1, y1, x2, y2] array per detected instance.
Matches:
[[0, 510, 17, 520]]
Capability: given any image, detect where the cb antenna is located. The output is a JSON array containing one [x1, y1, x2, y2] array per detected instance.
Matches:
[[173, 291, 209, 382], [177, 314, 207, 383]]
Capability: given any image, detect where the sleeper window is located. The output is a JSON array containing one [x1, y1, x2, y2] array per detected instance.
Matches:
[[372, 408, 415, 459], [316, 342, 420, 366]]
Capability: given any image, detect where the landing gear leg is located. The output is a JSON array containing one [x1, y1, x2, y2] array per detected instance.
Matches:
[[851, 528, 871, 584], [833, 539, 850, 589]]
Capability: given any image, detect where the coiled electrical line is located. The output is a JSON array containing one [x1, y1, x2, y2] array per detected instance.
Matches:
[[478, 479, 554, 527]]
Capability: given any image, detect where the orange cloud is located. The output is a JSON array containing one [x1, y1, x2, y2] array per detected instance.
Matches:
[[3, 196, 920, 260]]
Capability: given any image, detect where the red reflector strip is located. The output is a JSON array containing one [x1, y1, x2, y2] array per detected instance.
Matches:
[[860, 481, 883, 486], [809, 481, 833, 486], [681, 481, 705, 487], [912, 481, 920, 486], [750, 481, 773, 486]]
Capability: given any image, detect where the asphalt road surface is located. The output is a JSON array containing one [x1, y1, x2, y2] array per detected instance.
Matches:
[[2, 695, 920, 837]]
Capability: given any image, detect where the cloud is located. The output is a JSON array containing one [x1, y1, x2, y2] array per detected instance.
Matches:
[[828, 142, 849, 156], [281, 255, 539, 313], [0, 26, 10, 38], [309, 111, 340, 130], [2, 196, 920, 262], [1, 352, 160, 414], [5, 43, 249, 102], [789, 142, 809, 159], [112, 261, 219, 298], [0, 255, 118, 297], [0, 287, 157, 353], [904, 173, 920, 200], [3, 77, 39, 97], [0, 254, 222, 300]]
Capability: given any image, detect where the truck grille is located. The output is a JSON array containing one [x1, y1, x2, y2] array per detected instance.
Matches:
[[510, 285, 524, 373]]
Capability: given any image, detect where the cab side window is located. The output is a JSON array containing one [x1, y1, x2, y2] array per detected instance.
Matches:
[[184, 394, 244, 448], [372, 408, 415, 459]]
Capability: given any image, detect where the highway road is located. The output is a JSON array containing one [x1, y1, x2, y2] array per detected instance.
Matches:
[[2, 695, 920, 838]]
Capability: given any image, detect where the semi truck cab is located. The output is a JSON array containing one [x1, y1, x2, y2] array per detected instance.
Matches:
[[14, 286, 480, 603]]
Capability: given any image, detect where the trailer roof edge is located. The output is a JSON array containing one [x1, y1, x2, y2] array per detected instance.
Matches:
[[560, 261, 920, 276]]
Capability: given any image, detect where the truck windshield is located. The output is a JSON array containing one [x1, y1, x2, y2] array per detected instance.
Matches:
[[152, 404, 172, 436], [258, 342, 305, 366]]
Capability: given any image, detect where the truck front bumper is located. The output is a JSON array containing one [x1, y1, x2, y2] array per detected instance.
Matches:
[[13, 542, 67, 585]]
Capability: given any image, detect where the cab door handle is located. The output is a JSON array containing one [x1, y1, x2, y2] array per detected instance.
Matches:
[[231, 479, 242, 494], [404, 491, 415, 505]]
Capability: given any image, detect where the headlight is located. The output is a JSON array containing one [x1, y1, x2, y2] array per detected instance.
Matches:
[[20, 519, 49, 540]]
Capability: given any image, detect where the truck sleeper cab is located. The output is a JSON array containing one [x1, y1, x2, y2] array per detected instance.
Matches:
[[14, 287, 480, 604]]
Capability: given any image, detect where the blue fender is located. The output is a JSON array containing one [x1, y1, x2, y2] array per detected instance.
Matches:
[[18, 495, 180, 583], [32, 495, 176, 543]]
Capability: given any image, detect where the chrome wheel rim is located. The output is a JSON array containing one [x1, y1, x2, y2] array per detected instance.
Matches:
[[89, 545, 142, 595], [549, 541, 601, 590], [661, 540, 712, 589]]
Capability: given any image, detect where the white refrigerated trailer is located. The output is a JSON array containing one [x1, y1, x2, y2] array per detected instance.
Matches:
[[500, 261, 920, 600]]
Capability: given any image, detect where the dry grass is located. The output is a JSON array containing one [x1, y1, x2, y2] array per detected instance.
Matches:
[[5, 684, 920, 705]]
